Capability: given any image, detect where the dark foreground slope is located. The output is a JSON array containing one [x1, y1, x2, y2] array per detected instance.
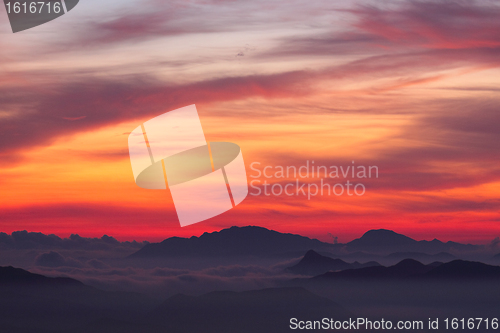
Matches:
[[76, 288, 350, 333], [0, 266, 349, 333], [143, 287, 350, 333], [0, 266, 159, 333]]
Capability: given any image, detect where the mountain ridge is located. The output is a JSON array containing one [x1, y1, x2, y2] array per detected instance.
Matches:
[[129, 226, 482, 258]]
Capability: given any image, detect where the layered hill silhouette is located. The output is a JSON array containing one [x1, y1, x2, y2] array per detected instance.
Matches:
[[286, 250, 380, 275], [129, 226, 481, 258], [0, 227, 483, 260]]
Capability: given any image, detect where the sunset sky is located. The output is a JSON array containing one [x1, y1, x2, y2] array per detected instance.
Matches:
[[1, 0, 500, 243]]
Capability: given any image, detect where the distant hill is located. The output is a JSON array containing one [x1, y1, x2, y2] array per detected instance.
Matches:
[[0, 265, 82, 286], [336, 251, 456, 266], [385, 252, 456, 263], [311, 259, 500, 281], [348, 230, 416, 250], [145, 288, 350, 333], [0, 230, 146, 251], [286, 250, 380, 276], [130, 226, 334, 258], [345, 229, 478, 254], [313, 259, 433, 280], [424, 260, 500, 279]]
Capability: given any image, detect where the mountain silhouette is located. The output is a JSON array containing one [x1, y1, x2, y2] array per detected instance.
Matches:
[[130, 226, 333, 258], [286, 250, 380, 275], [129, 226, 480, 259], [145, 287, 350, 333], [349, 229, 416, 248]]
